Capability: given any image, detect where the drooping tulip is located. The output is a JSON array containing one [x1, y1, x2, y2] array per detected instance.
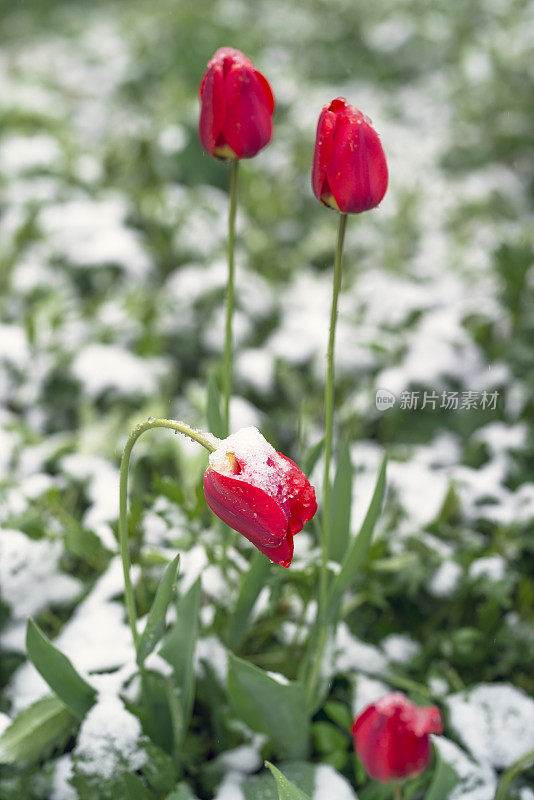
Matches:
[[203, 427, 317, 567]]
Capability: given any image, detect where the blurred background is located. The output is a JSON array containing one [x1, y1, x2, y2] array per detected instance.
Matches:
[[0, 0, 533, 795]]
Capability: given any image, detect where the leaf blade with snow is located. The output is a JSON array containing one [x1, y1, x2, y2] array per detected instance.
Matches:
[[228, 655, 309, 760], [0, 694, 77, 765], [26, 619, 97, 721]]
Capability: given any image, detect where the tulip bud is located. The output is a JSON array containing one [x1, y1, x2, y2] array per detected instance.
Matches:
[[312, 97, 388, 214], [203, 427, 317, 567], [352, 693, 443, 783], [198, 47, 275, 161]]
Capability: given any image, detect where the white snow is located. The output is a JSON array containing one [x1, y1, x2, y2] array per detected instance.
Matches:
[[216, 743, 262, 774], [209, 426, 286, 497], [0, 529, 81, 621], [334, 623, 388, 675], [39, 196, 151, 277], [267, 671, 290, 686], [60, 454, 119, 535], [352, 674, 390, 716], [447, 684, 534, 768], [433, 736, 497, 800], [428, 561, 462, 598], [468, 556, 506, 582], [381, 634, 421, 664], [213, 772, 246, 800], [71, 344, 167, 400], [0, 134, 61, 176], [313, 764, 357, 800], [51, 755, 77, 800], [74, 694, 146, 779], [8, 558, 135, 711], [0, 712, 11, 737], [236, 348, 275, 394], [195, 636, 228, 684]]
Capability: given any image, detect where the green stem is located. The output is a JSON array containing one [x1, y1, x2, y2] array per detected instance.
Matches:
[[494, 748, 534, 800], [306, 213, 347, 709], [223, 159, 239, 435], [320, 212, 347, 611], [393, 784, 402, 800], [119, 418, 215, 648]]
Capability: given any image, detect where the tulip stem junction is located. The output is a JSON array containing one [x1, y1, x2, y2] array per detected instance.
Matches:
[[119, 418, 215, 648], [223, 158, 239, 435], [321, 212, 347, 606], [393, 783, 403, 800]]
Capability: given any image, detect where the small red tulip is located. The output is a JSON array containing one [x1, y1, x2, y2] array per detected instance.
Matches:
[[203, 427, 317, 567], [198, 47, 275, 161], [312, 97, 388, 214], [352, 693, 443, 783]]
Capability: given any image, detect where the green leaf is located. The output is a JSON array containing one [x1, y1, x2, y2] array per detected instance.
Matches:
[[324, 700, 353, 730], [122, 773, 153, 800], [494, 748, 534, 800], [425, 744, 459, 800], [311, 721, 348, 753], [0, 694, 77, 765], [26, 619, 97, 720], [302, 437, 324, 478], [160, 577, 201, 738], [329, 439, 353, 562], [265, 762, 311, 800], [137, 554, 180, 666], [228, 550, 271, 651], [327, 452, 387, 621], [165, 785, 200, 800], [207, 374, 225, 439], [227, 655, 309, 760]]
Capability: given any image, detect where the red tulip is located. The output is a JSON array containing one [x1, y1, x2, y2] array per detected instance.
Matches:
[[203, 427, 317, 567], [198, 47, 275, 161], [352, 693, 443, 783], [312, 97, 388, 214]]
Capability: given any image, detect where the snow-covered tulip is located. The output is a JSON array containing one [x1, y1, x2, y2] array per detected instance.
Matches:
[[312, 97, 388, 213], [352, 693, 443, 783], [199, 47, 275, 161], [203, 427, 317, 567]]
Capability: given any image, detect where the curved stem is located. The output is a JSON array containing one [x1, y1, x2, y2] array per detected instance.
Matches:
[[223, 159, 239, 435], [119, 418, 215, 647], [321, 212, 347, 610]]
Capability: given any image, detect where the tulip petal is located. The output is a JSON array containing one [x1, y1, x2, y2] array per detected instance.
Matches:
[[222, 63, 273, 158], [311, 107, 338, 204], [327, 112, 388, 213], [204, 467, 290, 551], [254, 69, 275, 114], [198, 62, 226, 155]]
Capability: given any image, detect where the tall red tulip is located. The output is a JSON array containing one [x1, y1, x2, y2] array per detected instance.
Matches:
[[312, 97, 388, 213], [199, 47, 275, 161], [203, 427, 317, 567], [352, 693, 443, 783]]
